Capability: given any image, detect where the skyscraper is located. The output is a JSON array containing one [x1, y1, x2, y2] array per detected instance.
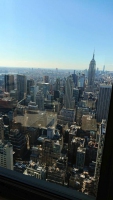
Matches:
[[72, 70, 78, 87], [9, 129, 27, 159], [88, 54, 96, 86], [55, 78, 60, 91], [64, 75, 75, 109], [0, 141, 13, 170], [76, 147, 86, 171], [0, 117, 4, 142], [97, 85, 112, 122], [27, 79, 34, 95], [17, 74, 27, 101], [4, 74, 14, 92], [36, 90, 44, 110], [73, 88, 79, 105], [30, 85, 38, 102], [78, 74, 85, 88], [94, 119, 106, 195]]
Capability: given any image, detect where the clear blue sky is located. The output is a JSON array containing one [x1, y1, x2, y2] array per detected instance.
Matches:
[[0, 0, 113, 70]]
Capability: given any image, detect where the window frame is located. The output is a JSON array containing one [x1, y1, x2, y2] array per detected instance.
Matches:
[[0, 166, 95, 200], [96, 84, 113, 200]]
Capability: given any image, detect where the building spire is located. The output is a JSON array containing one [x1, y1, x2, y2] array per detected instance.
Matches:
[[93, 49, 95, 59]]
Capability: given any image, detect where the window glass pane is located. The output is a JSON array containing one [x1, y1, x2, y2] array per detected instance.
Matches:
[[0, 1, 112, 199]]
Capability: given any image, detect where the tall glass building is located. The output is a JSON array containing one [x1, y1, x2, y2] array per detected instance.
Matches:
[[88, 54, 96, 86]]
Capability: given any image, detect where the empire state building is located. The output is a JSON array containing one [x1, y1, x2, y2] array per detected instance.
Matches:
[[88, 54, 96, 86]]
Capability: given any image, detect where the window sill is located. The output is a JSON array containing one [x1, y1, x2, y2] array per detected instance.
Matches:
[[0, 167, 95, 200]]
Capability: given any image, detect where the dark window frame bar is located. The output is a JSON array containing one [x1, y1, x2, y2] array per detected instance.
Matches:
[[96, 84, 113, 200], [0, 166, 95, 200]]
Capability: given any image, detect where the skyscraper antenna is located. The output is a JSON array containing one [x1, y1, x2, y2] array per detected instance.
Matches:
[[93, 48, 95, 59]]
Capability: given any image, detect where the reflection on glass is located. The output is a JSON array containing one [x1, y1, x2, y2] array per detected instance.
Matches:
[[0, 1, 112, 199], [0, 63, 112, 198]]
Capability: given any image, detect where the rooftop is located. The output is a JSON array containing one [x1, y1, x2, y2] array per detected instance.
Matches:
[[14, 111, 57, 128]]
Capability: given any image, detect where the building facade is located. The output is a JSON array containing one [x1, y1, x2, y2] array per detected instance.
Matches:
[[64, 75, 75, 109], [17, 74, 27, 101], [88, 54, 96, 86], [96, 85, 112, 122], [72, 70, 78, 87], [76, 147, 86, 170], [94, 119, 106, 195], [4, 74, 14, 92], [27, 79, 34, 95], [9, 129, 27, 159], [30, 85, 38, 102], [0, 141, 13, 170], [0, 117, 4, 142], [36, 90, 44, 110]]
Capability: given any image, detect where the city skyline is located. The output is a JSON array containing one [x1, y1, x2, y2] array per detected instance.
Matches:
[[0, 1, 113, 70], [0, 55, 113, 198]]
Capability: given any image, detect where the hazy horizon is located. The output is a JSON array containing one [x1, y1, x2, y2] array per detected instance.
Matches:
[[0, 0, 113, 70]]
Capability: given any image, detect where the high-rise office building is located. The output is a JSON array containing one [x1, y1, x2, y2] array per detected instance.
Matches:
[[4, 74, 14, 92], [76, 147, 86, 171], [42, 83, 50, 98], [4, 125, 10, 143], [10, 89, 18, 100], [64, 75, 75, 109], [30, 85, 38, 102], [27, 79, 34, 95], [9, 129, 27, 159], [0, 117, 4, 142], [43, 76, 49, 83], [73, 88, 79, 105], [0, 141, 13, 170], [88, 54, 96, 86], [55, 78, 60, 90], [97, 85, 112, 122], [94, 119, 106, 195], [17, 74, 27, 101], [54, 90, 60, 100], [72, 70, 78, 87], [78, 74, 85, 89], [36, 90, 44, 110]]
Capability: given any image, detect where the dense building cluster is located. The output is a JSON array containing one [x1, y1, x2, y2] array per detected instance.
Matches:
[[0, 54, 112, 197]]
